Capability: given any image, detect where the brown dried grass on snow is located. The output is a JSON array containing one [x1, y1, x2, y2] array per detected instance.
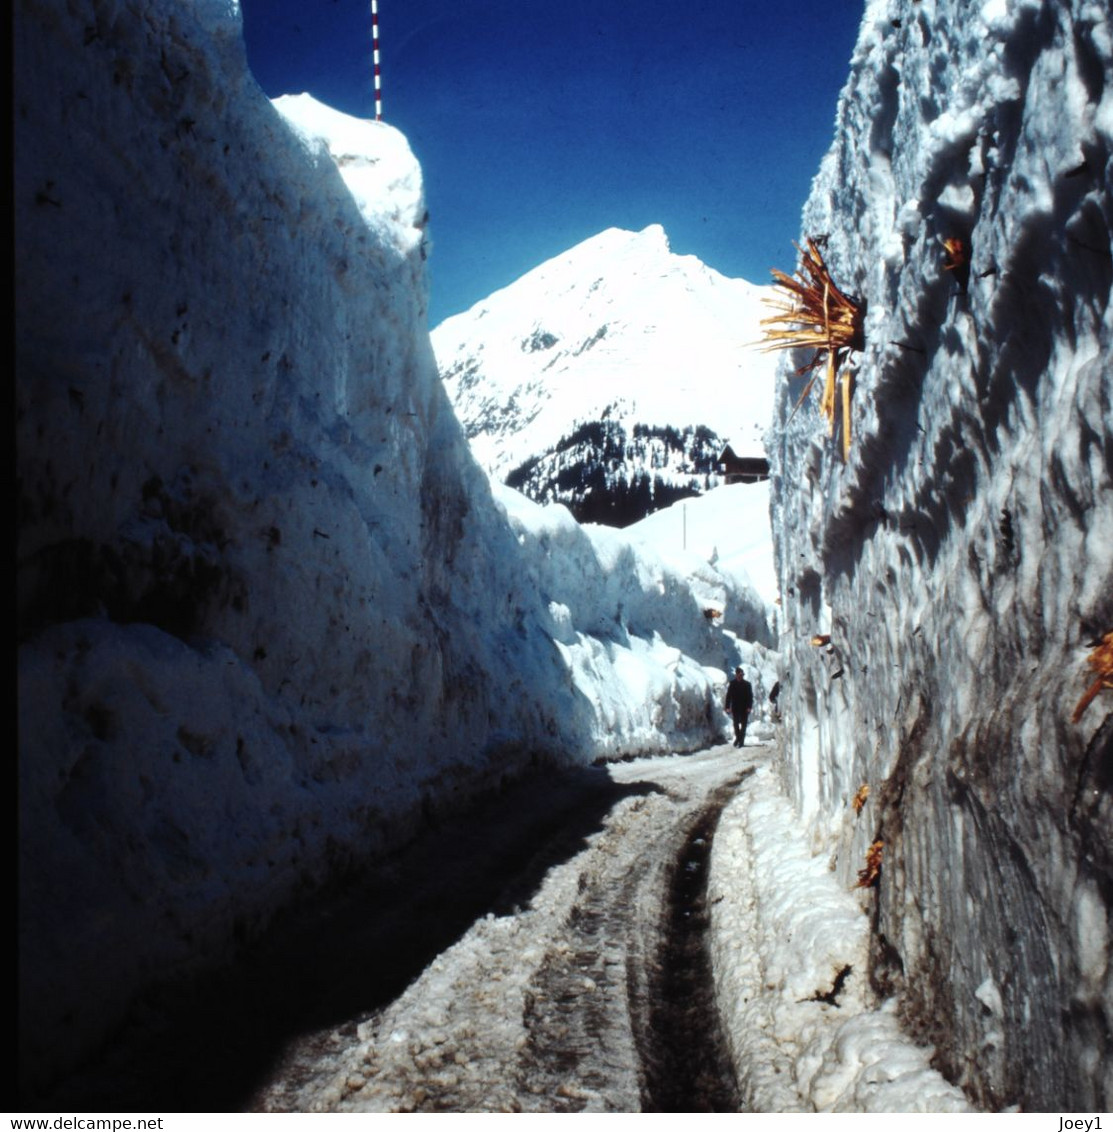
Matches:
[[1072, 631, 1113, 723], [851, 784, 870, 815], [855, 839, 883, 889]]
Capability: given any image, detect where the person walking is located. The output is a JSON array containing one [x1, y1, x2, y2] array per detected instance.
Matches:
[[725, 666, 754, 748]]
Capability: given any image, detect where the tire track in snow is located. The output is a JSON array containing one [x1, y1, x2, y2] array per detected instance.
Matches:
[[638, 771, 751, 1112], [253, 745, 755, 1112], [47, 746, 755, 1112], [515, 768, 750, 1112]]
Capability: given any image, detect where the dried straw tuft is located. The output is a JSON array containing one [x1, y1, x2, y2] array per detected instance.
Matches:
[[760, 238, 865, 460]]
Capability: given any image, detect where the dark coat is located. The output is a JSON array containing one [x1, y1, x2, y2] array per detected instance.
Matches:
[[725, 676, 754, 718]]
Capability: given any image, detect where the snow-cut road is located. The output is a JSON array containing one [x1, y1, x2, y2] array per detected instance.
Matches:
[[39, 738, 971, 1113], [250, 744, 754, 1113]]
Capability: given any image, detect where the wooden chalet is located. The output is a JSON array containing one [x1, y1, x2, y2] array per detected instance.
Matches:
[[717, 444, 770, 484]]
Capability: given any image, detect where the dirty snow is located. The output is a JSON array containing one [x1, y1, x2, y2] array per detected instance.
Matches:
[[769, 0, 1112, 1109]]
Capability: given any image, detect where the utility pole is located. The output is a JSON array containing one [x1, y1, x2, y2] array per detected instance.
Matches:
[[372, 0, 382, 120]]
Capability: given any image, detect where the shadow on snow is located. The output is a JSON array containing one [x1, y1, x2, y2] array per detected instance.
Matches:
[[31, 761, 667, 1112]]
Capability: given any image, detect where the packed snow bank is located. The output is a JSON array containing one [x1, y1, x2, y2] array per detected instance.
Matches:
[[15, 0, 780, 1096], [627, 480, 780, 609], [709, 754, 971, 1112], [768, 0, 1112, 1109], [492, 481, 777, 759], [15, 0, 586, 1092]]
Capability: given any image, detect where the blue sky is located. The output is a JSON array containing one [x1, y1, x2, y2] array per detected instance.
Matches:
[[241, 1, 864, 327]]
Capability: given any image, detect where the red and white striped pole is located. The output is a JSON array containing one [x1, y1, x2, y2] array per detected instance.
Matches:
[[371, 0, 382, 120]]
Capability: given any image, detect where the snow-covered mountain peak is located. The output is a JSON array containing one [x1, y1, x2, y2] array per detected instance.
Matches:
[[441, 223, 765, 348], [433, 225, 779, 500], [480, 223, 671, 303]]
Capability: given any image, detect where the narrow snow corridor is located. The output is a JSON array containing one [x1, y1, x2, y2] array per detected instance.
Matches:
[[16, 0, 1113, 1108], [35, 742, 972, 1113]]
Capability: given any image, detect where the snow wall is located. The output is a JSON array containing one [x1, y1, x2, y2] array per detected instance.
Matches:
[[15, 0, 768, 1093], [769, 0, 1112, 1110]]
